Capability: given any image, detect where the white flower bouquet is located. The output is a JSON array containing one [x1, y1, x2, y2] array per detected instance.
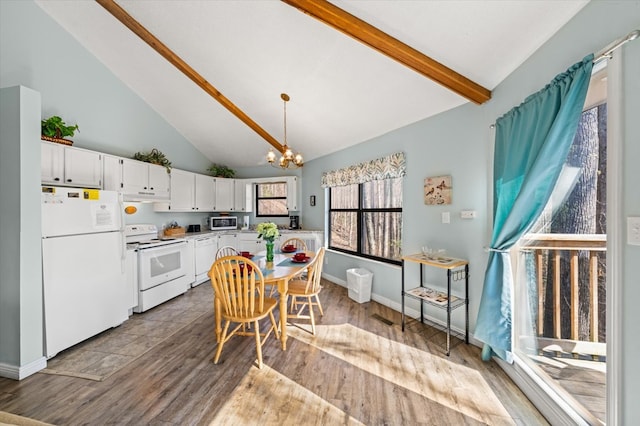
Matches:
[[256, 222, 280, 243]]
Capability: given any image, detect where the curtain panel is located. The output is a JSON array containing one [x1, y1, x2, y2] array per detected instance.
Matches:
[[475, 55, 594, 361], [320, 152, 406, 188]]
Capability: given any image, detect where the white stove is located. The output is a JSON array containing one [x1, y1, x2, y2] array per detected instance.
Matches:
[[125, 224, 186, 249], [125, 224, 189, 312]]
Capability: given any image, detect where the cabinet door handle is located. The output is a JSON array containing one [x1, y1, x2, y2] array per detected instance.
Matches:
[[144, 187, 147, 190], [66, 179, 72, 182], [150, 187, 154, 190], [54, 177, 60, 181]]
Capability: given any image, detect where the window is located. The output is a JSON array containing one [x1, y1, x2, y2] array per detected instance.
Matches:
[[255, 182, 288, 217], [329, 177, 402, 264]]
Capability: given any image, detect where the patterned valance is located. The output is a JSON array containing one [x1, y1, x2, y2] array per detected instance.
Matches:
[[321, 152, 406, 188]]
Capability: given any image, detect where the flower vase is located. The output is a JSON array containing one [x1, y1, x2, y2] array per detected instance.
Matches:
[[266, 241, 275, 262]]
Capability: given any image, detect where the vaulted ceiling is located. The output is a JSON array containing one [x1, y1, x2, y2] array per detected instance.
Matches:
[[35, 0, 589, 168]]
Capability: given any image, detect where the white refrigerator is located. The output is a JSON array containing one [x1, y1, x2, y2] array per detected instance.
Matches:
[[41, 187, 128, 358]]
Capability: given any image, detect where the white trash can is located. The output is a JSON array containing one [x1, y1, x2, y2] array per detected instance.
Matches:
[[346, 268, 373, 303]]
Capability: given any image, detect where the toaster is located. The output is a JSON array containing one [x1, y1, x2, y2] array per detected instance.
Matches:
[[187, 224, 201, 233]]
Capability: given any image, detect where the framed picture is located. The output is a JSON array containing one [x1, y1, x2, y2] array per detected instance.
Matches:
[[424, 175, 452, 205], [310, 195, 316, 206]]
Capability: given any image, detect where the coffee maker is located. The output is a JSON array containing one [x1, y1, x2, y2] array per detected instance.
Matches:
[[289, 215, 300, 230]]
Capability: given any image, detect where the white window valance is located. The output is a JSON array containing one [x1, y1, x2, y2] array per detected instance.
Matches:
[[320, 152, 406, 188]]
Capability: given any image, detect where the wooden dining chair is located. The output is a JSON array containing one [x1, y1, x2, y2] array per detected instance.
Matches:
[[287, 247, 326, 335], [280, 237, 307, 252], [208, 256, 279, 369], [216, 245, 238, 259]]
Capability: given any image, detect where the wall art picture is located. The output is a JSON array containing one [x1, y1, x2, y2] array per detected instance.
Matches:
[[424, 175, 452, 205]]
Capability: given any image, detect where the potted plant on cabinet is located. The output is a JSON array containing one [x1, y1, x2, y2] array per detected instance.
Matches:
[[133, 148, 172, 172], [207, 163, 235, 178], [41, 115, 79, 146]]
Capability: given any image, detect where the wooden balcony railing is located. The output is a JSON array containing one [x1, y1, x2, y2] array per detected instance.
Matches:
[[521, 233, 606, 344]]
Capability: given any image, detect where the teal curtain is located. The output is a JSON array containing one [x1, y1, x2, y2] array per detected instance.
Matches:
[[475, 55, 594, 361]]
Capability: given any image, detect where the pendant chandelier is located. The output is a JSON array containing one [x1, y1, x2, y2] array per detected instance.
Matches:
[[266, 93, 303, 169]]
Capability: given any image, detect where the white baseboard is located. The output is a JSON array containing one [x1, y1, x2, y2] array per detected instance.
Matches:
[[322, 272, 482, 348], [0, 357, 47, 380]]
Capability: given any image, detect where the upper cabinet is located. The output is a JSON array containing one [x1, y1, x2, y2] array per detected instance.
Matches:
[[154, 169, 215, 212], [166, 168, 195, 211], [103, 156, 170, 201], [195, 173, 216, 211], [214, 177, 234, 212], [41, 141, 102, 188], [122, 159, 170, 200], [286, 176, 298, 211], [234, 179, 253, 212]]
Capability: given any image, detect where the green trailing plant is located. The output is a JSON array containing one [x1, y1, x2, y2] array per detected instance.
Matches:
[[133, 148, 172, 172], [207, 163, 235, 178], [41, 115, 79, 139]]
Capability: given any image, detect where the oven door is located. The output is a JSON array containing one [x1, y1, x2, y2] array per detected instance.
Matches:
[[138, 241, 187, 290]]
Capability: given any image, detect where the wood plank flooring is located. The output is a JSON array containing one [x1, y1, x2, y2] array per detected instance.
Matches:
[[0, 279, 548, 425]]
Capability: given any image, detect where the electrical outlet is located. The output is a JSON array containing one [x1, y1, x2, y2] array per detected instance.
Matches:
[[460, 210, 476, 219], [628, 217, 640, 245], [442, 212, 450, 224]]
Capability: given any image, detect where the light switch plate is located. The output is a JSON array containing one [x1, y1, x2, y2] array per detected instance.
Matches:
[[442, 212, 450, 224], [628, 217, 640, 245]]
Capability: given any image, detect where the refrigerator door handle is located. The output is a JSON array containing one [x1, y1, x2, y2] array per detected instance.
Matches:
[[119, 196, 127, 272]]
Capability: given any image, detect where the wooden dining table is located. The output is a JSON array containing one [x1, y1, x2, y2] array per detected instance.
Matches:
[[213, 249, 315, 351]]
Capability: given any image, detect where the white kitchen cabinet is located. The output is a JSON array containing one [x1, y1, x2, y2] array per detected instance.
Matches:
[[185, 239, 196, 287], [286, 176, 298, 211], [41, 141, 102, 188], [125, 248, 138, 313], [280, 231, 323, 252], [167, 168, 194, 211], [234, 179, 253, 212], [102, 154, 121, 192], [237, 232, 280, 254], [154, 169, 215, 212], [41, 141, 64, 184], [195, 173, 215, 211], [121, 158, 170, 201], [219, 232, 238, 250], [214, 177, 235, 211], [237, 232, 260, 253]]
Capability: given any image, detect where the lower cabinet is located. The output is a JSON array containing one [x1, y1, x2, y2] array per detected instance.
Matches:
[[125, 248, 138, 313], [280, 231, 322, 251], [219, 232, 238, 250], [237, 233, 260, 254], [185, 239, 195, 286]]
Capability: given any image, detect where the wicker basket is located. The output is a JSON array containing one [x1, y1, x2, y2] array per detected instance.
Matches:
[[164, 227, 186, 237], [42, 135, 73, 146]]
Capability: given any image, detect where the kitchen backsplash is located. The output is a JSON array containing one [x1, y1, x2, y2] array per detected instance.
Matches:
[[123, 202, 296, 231]]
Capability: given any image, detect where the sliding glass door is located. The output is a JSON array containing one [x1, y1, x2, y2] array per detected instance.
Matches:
[[512, 62, 608, 425]]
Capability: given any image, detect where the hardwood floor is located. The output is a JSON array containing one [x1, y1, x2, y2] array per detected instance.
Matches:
[[0, 280, 548, 425]]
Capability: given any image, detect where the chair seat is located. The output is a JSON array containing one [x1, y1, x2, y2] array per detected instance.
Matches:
[[222, 297, 278, 322], [287, 279, 320, 296], [285, 248, 325, 336]]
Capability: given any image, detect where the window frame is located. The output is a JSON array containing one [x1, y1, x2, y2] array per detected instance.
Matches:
[[255, 182, 289, 217], [328, 179, 402, 265]]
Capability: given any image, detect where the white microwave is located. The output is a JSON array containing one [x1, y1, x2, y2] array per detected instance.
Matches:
[[209, 216, 237, 231]]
